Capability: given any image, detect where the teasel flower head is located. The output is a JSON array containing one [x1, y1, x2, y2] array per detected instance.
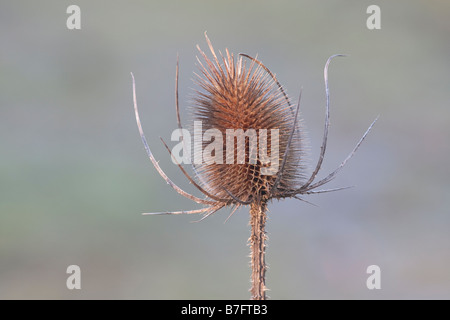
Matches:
[[192, 36, 305, 205], [131, 33, 378, 299]]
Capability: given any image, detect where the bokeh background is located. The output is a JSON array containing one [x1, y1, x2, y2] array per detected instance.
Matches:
[[1, 0, 449, 299]]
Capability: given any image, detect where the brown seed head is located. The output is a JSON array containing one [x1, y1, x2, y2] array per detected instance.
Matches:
[[191, 37, 306, 203]]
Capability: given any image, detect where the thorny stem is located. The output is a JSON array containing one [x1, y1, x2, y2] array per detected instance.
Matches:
[[249, 200, 268, 300]]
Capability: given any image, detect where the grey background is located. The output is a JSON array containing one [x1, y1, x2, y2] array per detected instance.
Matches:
[[1, 0, 449, 299]]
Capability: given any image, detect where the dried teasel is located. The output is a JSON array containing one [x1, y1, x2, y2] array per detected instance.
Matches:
[[131, 34, 377, 300]]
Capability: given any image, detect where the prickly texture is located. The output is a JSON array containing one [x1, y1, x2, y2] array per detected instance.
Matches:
[[192, 40, 305, 204], [249, 200, 268, 300]]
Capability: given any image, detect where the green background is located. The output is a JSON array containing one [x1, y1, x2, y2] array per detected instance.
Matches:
[[1, 0, 449, 299]]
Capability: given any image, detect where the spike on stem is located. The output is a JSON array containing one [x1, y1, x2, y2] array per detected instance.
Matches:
[[249, 200, 268, 300]]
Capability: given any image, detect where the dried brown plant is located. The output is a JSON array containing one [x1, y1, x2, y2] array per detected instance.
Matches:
[[131, 34, 377, 300]]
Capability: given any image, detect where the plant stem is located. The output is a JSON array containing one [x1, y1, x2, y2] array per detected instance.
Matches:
[[249, 200, 268, 300]]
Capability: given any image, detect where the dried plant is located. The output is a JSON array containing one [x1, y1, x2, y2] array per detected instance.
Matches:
[[131, 34, 377, 300]]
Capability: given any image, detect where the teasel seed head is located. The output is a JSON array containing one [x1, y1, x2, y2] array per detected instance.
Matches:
[[192, 36, 306, 204], [132, 33, 377, 300]]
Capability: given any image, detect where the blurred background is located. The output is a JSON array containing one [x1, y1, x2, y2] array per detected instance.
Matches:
[[1, 0, 449, 299]]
